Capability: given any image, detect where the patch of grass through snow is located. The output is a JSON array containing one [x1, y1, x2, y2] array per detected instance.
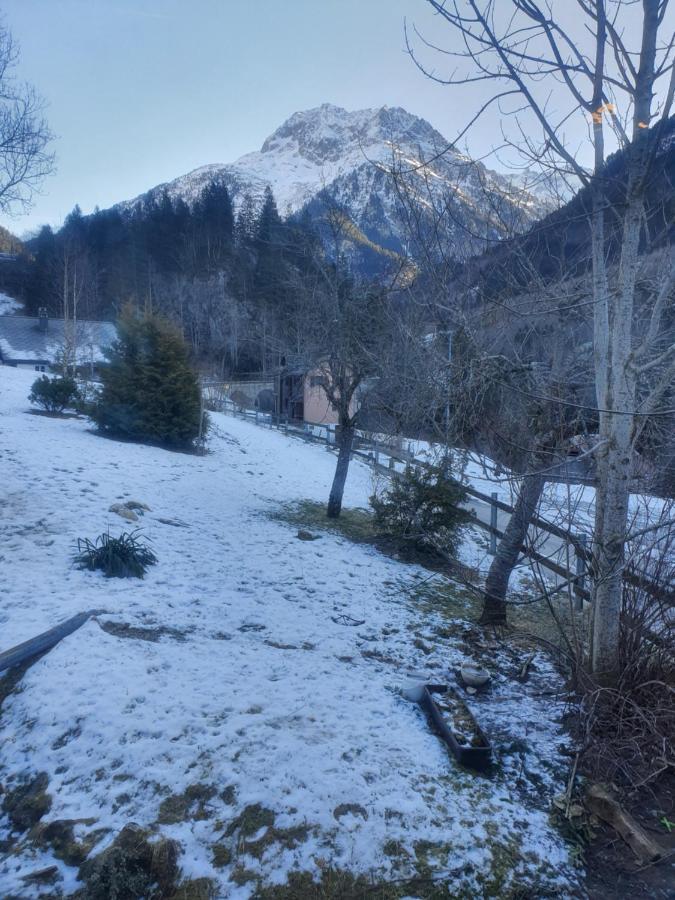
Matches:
[[406, 576, 481, 622], [270, 501, 587, 657], [270, 500, 476, 621], [269, 499, 376, 545]]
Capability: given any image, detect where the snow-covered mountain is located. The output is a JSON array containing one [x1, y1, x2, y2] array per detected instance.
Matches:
[[121, 104, 545, 268]]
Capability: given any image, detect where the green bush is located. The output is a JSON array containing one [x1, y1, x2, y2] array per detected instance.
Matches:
[[75, 530, 157, 578], [370, 466, 469, 556], [29, 375, 80, 413], [73, 378, 102, 416], [90, 309, 204, 448]]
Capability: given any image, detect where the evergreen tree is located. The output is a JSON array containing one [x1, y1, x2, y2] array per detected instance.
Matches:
[[235, 192, 257, 248], [255, 186, 283, 248], [25, 225, 60, 314], [252, 186, 287, 310], [194, 180, 234, 271], [92, 308, 203, 447]]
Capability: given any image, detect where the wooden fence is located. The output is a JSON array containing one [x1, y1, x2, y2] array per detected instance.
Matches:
[[219, 402, 674, 607]]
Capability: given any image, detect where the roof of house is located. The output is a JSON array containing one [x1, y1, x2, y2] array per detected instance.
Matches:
[[0, 316, 117, 365]]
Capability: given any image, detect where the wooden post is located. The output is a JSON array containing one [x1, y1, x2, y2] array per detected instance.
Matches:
[[575, 534, 588, 610], [388, 456, 396, 471], [489, 493, 498, 555]]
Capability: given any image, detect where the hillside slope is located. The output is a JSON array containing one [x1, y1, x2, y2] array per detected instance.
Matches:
[[0, 367, 579, 898]]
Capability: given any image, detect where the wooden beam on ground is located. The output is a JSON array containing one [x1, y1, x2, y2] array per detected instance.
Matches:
[[0, 611, 98, 674], [586, 784, 664, 863]]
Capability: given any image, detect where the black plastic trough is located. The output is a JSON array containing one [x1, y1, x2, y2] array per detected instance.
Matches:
[[419, 684, 492, 772]]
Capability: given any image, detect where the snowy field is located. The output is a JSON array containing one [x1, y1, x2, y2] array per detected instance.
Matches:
[[0, 367, 581, 898]]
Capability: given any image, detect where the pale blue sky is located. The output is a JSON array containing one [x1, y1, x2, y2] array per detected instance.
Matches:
[[3, 1, 671, 237], [2, 0, 462, 236]]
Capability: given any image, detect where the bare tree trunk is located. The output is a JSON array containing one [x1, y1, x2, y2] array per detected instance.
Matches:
[[590, 56, 653, 677], [591, 196, 641, 678], [479, 465, 546, 626], [327, 422, 355, 519]]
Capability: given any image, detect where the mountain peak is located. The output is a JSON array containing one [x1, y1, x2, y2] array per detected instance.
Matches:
[[119, 103, 544, 271], [258, 103, 443, 165]]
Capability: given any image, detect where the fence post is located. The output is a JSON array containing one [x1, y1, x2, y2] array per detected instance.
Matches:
[[388, 456, 396, 471], [575, 534, 588, 610], [255, 411, 259, 425], [489, 492, 498, 555]]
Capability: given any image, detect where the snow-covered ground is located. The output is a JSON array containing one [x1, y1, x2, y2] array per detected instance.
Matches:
[[0, 292, 22, 315], [0, 367, 581, 898]]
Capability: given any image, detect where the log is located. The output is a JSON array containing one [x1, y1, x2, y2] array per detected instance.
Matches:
[[518, 651, 537, 682], [586, 783, 664, 863], [0, 611, 98, 674]]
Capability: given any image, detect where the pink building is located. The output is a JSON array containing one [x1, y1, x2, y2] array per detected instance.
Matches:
[[277, 365, 358, 426], [303, 371, 338, 425]]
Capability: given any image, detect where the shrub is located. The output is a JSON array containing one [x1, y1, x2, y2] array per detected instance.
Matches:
[[75, 530, 157, 578], [90, 309, 204, 448], [370, 466, 469, 556], [73, 378, 102, 416], [29, 375, 80, 413]]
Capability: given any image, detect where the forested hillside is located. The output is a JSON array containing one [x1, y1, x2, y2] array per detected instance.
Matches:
[[19, 183, 322, 374]]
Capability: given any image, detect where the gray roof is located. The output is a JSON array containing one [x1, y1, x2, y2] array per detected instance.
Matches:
[[0, 316, 116, 365]]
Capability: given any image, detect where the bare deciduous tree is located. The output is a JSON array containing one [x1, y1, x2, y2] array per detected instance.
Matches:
[[408, 0, 675, 679], [0, 22, 54, 214], [270, 198, 395, 518]]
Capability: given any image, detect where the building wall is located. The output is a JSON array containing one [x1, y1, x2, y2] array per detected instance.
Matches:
[[303, 375, 337, 425], [1, 359, 49, 371], [302, 369, 358, 426]]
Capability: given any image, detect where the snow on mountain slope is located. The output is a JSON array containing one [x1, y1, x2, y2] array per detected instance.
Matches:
[[120, 104, 544, 266]]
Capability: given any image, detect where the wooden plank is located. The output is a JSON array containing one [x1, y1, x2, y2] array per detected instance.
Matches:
[[462, 482, 583, 548], [0, 611, 95, 674]]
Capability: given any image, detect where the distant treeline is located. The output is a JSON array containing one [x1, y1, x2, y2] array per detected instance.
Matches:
[[13, 182, 324, 374]]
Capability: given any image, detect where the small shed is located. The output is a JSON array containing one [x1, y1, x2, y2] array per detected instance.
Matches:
[[277, 356, 360, 426]]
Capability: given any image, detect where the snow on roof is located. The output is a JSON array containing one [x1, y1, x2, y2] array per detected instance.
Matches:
[[0, 292, 22, 316], [0, 316, 116, 365]]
